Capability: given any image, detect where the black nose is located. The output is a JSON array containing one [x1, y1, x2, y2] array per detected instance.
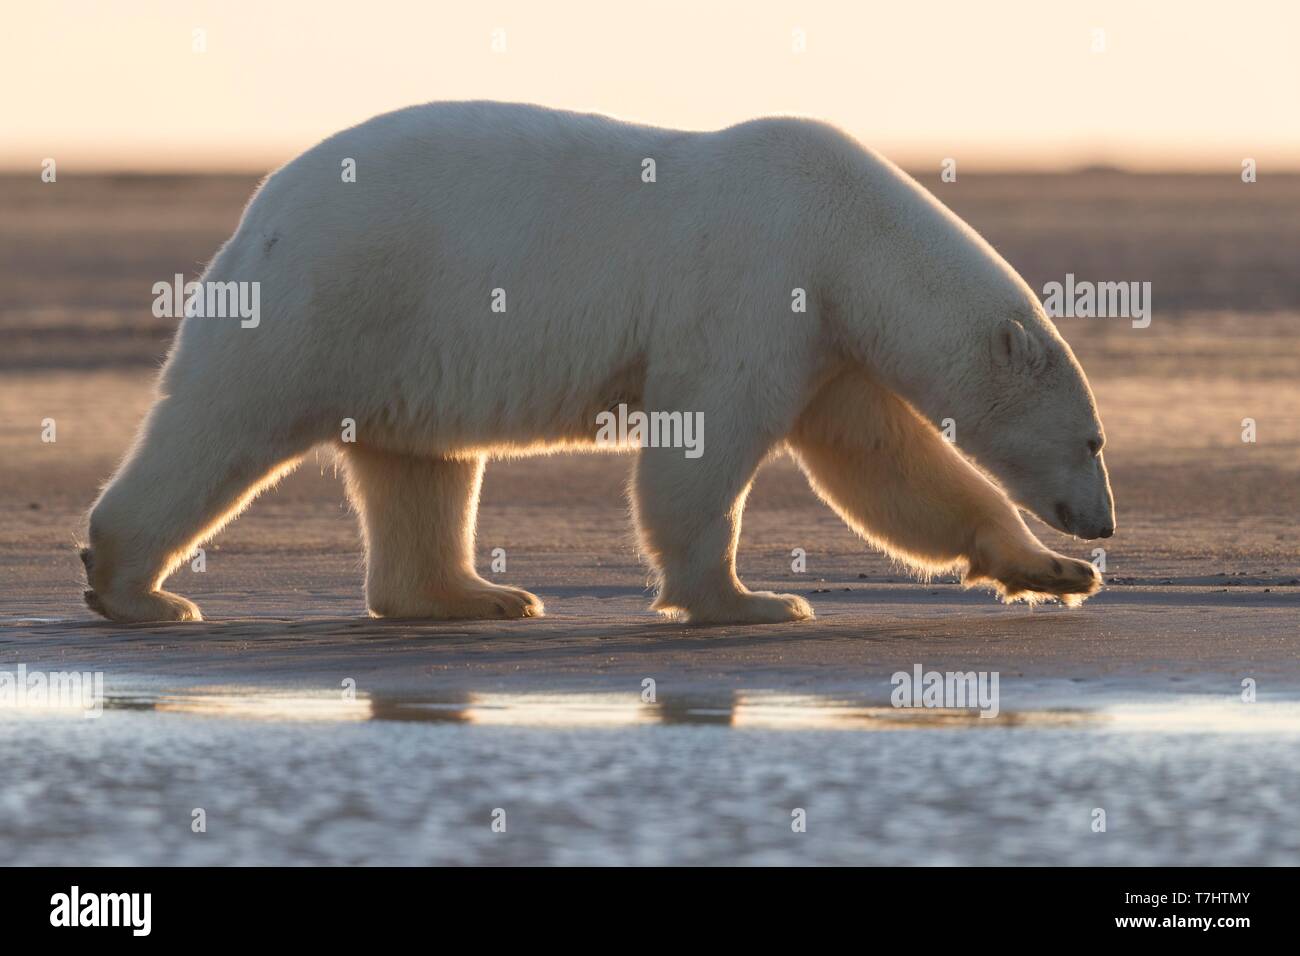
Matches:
[[1099, 526, 1114, 538]]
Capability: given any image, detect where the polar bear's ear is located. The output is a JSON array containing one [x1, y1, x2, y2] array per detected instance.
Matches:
[[991, 318, 1043, 371]]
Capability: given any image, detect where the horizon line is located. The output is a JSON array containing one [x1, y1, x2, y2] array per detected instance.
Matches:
[[5, 164, 1298, 177]]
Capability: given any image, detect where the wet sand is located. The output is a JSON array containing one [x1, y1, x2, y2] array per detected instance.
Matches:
[[1, 173, 1297, 864]]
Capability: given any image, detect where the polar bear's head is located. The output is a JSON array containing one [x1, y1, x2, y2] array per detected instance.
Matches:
[[965, 313, 1116, 540]]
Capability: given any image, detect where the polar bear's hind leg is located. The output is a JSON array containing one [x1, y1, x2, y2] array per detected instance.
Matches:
[[84, 392, 313, 623], [341, 446, 543, 619]]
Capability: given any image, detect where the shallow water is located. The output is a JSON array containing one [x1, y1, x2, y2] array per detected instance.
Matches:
[[3, 688, 1297, 865]]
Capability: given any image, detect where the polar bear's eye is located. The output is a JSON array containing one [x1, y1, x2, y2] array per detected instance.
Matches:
[[1087, 437, 1103, 456]]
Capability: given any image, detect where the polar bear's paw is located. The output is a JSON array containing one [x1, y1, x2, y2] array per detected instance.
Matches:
[[367, 582, 544, 621], [970, 547, 1101, 608], [80, 547, 202, 623], [663, 590, 815, 625], [84, 587, 203, 623]]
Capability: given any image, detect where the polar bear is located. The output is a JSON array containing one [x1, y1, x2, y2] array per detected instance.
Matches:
[[82, 102, 1115, 624]]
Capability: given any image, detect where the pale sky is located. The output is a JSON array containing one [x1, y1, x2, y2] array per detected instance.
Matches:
[[4, 0, 1298, 172]]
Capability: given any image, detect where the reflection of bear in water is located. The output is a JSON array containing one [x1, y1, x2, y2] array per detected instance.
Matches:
[[82, 102, 1113, 624]]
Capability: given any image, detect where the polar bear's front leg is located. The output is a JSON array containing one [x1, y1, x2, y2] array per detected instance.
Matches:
[[341, 447, 543, 620], [789, 370, 1101, 606], [633, 430, 812, 625]]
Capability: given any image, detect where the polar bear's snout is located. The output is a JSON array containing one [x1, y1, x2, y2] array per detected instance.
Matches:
[[1050, 450, 1116, 540], [968, 413, 1116, 541], [1055, 499, 1114, 540]]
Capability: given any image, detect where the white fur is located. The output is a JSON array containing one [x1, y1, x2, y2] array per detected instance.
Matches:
[[83, 101, 1114, 624]]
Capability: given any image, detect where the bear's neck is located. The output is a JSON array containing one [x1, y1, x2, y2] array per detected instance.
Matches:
[[833, 166, 1026, 437]]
